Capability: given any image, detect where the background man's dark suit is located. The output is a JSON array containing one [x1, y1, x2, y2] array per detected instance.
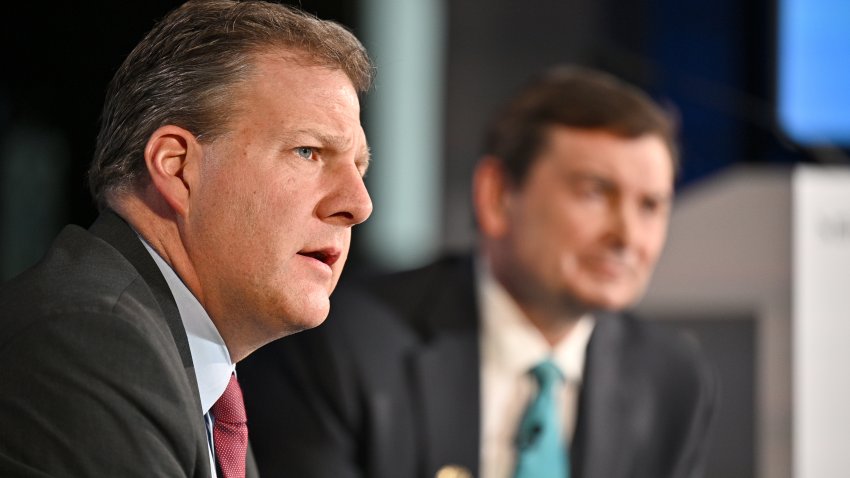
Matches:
[[240, 255, 717, 478], [0, 212, 258, 477]]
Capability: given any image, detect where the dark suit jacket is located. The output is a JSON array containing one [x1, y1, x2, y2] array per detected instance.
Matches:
[[240, 255, 717, 478], [0, 211, 258, 478]]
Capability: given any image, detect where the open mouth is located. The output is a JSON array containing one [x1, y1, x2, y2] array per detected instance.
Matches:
[[298, 249, 340, 267]]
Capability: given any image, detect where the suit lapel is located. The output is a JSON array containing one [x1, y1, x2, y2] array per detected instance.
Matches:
[[572, 313, 643, 478], [89, 211, 195, 371], [407, 257, 481, 478]]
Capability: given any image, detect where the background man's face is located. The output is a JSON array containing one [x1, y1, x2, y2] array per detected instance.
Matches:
[[498, 126, 674, 312], [185, 51, 372, 342]]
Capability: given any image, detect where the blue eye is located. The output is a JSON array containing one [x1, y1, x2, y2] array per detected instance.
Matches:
[[295, 147, 315, 160]]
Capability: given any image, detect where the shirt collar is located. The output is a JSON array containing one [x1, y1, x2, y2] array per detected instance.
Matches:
[[476, 255, 595, 384], [139, 237, 235, 414]]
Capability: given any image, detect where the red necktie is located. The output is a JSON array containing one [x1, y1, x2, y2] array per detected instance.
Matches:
[[211, 374, 248, 478]]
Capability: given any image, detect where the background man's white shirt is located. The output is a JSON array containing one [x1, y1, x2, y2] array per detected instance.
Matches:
[[477, 258, 595, 478]]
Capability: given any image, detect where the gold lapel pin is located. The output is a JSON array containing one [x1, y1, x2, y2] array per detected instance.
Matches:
[[435, 464, 473, 478]]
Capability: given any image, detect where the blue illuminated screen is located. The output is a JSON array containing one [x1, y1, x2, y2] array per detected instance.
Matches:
[[778, 0, 850, 147]]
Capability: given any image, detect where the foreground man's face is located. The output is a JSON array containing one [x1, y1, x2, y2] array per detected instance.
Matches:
[[499, 126, 674, 312], [187, 51, 372, 344]]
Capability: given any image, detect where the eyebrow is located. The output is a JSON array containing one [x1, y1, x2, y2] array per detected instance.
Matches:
[[288, 129, 349, 150], [355, 144, 371, 175], [563, 171, 612, 187], [567, 171, 673, 202]]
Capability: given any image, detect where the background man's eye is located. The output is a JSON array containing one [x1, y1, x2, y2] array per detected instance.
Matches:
[[578, 182, 606, 199], [296, 147, 314, 160]]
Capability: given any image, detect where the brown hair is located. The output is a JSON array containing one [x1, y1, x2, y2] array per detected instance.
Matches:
[[89, 0, 374, 209], [483, 65, 679, 184]]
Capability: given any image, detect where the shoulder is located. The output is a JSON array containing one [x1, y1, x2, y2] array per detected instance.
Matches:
[[0, 217, 187, 406], [372, 254, 471, 301], [0, 217, 207, 474], [595, 313, 709, 363], [0, 221, 185, 390], [0, 223, 166, 345], [591, 312, 717, 405], [0, 225, 204, 473], [0, 307, 203, 474]]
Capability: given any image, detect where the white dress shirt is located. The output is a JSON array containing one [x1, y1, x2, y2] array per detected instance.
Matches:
[[141, 238, 235, 477], [476, 257, 595, 478]]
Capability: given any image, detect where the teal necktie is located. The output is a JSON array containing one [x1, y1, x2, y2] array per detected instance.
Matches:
[[513, 359, 570, 478]]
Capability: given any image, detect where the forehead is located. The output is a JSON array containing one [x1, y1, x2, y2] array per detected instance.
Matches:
[[220, 49, 365, 138], [264, 50, 355, 97], [534, 126, 674, 192]]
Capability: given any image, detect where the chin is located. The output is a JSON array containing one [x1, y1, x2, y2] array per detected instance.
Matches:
[[271, 295, 331, 337], [294, 302, 331, 331], [305, 307, 331, 329]]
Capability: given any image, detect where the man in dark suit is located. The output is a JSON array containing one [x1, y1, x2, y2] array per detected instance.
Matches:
[[240, 66, 717, 478], [0, 1, 374, 476]]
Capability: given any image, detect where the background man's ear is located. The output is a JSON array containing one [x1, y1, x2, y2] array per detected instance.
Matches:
[[472, 156, 514, 238], [144, 125, 202, 217]]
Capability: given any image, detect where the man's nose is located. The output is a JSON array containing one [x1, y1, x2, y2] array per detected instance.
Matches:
[[607, 201, 638, 248], [319, 163, 373, 226]]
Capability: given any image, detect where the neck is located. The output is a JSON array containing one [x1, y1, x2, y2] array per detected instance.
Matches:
[[483, 247, 586, 348], [516, 300, 584, 347], [112, 191, 201, 297]]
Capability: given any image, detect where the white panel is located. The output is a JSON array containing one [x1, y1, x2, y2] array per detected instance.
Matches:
[[793, 164, 850, 478]]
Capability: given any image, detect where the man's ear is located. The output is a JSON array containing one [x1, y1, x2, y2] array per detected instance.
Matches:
[[144, 125, 201, 217], [472, 156, 514, 238]]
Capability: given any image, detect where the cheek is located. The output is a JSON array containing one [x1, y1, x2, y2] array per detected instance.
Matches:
[[513, 202, 579, 262], [640, 223, 670, 262], [245, 177, 305, 227], [547, 210, 598, 255], [198, 171, 261, 225]]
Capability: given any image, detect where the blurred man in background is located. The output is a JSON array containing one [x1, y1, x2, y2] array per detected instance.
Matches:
[[241, 65, 716, 478], [0, 1, 373, 476]]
